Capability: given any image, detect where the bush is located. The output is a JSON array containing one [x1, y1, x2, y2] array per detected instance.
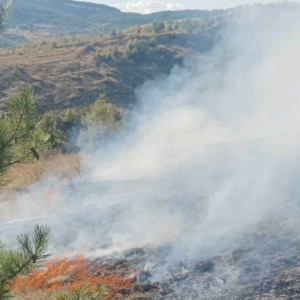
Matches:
[[39, 112, 65, 149], [143, 25, 153, 34], [61, 107, 88, 124], [153, 22, 165, 33], [57, 97, 122, 152], [83, 94, 121, 125], [76, 94, 122, 151], [124, 38, 151, 59]]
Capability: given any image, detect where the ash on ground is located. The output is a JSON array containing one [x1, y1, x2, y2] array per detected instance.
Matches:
[[90, 227, 300, 300]]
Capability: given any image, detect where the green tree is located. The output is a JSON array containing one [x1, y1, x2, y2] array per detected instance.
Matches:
[[77, 94, 122, 151], [39, 112, 65, 149], [0, 225, 51, 299], [0, 87, 51, 186], [62, 107, 88, 124], [153, 22, 165, 33], [0, 1, 11, 35], [144, 25, 153, 34], [83, 94, 121, 126]]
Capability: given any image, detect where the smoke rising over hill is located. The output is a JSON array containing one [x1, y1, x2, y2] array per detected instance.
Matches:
[[2, 4, 300, 294]]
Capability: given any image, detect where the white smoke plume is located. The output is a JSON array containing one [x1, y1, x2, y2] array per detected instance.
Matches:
[[1, 3, 300, 282]]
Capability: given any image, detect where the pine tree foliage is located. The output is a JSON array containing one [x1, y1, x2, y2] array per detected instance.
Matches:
[[0, 1, 11, 34], [0, 87, 51, 186], [0, 225, 51, 299]]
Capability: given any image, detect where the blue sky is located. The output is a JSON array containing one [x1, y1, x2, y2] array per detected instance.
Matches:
[[86, 1, 297, 14]]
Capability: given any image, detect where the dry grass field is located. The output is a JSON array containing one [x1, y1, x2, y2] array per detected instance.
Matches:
[[5, 153, 81, 190], [0, 32, 195, 113]]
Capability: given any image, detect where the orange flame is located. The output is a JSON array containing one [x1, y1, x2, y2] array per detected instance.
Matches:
[[12, 257, 134, 298]]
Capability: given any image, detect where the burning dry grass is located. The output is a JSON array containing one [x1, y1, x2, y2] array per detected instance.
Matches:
[[11, 257, 134, 299]]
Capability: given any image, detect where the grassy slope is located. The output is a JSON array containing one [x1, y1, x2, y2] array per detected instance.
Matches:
[[0, 31, 214, 112]]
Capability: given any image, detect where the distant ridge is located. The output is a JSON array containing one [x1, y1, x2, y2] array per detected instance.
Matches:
[[2, 0, 300, 48]]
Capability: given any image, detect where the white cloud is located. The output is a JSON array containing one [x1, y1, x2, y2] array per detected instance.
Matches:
[[91, 0, 300, 14], [115, 0, 187, 14]]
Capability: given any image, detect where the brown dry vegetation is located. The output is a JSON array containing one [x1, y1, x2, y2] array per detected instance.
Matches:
[[5, 153, 81, 190], [0, 31, 212, 197], [0, 32, 209, 112]]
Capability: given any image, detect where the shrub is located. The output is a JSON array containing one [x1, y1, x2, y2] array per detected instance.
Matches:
[[61, 107, 88, 123], [143, 25, 153, 34], [76, 94, 122, 151], [39, 112, 65, 149], [83, 94, 121, 125], [153, 22, 165, 33]]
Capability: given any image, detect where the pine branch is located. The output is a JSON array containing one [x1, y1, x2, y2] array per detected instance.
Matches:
[[5, 151, 32, 168], [0, 1, 11, 34], [0, 89, 33, 158], [0, 225, 51, 299], [3, 225, 51, 282]]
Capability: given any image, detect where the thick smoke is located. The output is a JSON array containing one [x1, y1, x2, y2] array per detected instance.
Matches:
[[2, 3, 300, 284]]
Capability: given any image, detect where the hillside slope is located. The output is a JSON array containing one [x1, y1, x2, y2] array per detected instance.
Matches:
[[1, 0, 222, 48], [0, 31, 214, 112]]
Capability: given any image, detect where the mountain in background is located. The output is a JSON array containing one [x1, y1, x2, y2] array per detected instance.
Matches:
[[3, 0, 300, 48], [2, 0, 222, 47]]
